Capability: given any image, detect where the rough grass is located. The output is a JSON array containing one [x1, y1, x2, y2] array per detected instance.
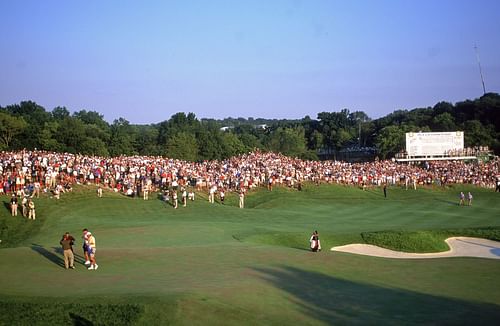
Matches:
[[0, 301, 143, 326]]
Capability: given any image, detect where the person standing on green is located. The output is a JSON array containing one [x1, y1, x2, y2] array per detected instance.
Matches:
[[60, 232, 75, 269]]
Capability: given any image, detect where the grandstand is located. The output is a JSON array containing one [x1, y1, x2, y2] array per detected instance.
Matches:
[[395, 131, 492, 162]]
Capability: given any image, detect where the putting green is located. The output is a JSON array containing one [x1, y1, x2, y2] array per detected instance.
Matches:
[[1, 184, 499, 325]]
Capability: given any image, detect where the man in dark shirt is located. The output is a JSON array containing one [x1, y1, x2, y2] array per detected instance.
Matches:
[[60, 232, 75, 269], [10, 194, 18, 216]]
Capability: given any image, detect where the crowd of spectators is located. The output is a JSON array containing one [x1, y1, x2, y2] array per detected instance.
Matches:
[[0, 150, 499, 200]]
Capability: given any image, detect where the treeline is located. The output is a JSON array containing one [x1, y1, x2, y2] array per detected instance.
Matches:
[[0, 93, 499, 160]]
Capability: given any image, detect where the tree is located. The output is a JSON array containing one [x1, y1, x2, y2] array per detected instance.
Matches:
[[73, 110, 107, 126], [80, 137, 109, 156], [135, 125, 160, 155], [196, 128, 222, 160], [220, 132, 246, 157], [56, 117, 86, 153], [265, 126, 307, 157], [463, 120, 494, 147], [52, 106, 70, 120], [0, 111, 27, 149], [432, 112, 456, 131], [6, 101, 51, 149], [39, 121, 63, 152], [108, 118, 136, 156], [165, 132, 198, 161], [375, 125, 406, 159], [238, 133, 261, 151]]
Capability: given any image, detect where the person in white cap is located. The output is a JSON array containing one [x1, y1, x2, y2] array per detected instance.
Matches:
[[83, 229, 98, 270]]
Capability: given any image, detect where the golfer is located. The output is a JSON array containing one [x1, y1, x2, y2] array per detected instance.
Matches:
[[60, 232, 75, 269], [84, 229, 98, 270], [309, 231, 321, 252], [459, 192, 465, 206], [82, 229, 92, 266]]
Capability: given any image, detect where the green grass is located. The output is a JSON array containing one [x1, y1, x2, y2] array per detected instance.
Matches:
[[361, 227, 500, 253], [0, 183, 499, 325], [0, 301, 143, 326]]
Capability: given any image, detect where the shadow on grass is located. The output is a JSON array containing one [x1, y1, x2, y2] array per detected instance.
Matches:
[[433, 198, 458, 206], [254, 266, 500, 325], [31, 244, 65, 268], [52, 247, 87, 264], [3, 200, 11, 214], [69, 313, 93, 326], [291, 246, 311, 252]]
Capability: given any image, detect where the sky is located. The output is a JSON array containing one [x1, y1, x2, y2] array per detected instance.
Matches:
[[1, 0, 499, 124]]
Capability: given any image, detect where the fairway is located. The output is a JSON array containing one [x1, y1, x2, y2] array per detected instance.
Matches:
[[1, 184, 500, 325]]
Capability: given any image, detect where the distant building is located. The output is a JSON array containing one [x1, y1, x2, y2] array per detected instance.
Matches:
[[255, 124, 268, 130], [220, 126, 234, 132]]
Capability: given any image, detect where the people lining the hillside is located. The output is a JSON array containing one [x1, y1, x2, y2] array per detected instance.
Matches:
[[0, 150, 498, 207]]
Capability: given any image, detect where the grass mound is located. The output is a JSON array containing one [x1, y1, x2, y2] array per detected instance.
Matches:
[[0, 301, 143, 326], [361, 230, 450, 252], [361, 227, 500, 253]]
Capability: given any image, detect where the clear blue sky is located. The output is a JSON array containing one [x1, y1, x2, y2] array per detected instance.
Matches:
[[1, 0, 499, 124]]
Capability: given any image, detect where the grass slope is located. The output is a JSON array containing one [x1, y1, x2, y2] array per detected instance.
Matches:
[[0, 184, 499, 325]]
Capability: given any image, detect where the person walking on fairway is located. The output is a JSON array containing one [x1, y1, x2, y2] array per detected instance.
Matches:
[[459, 191, 465, 206], [383, 184, 387, 198], [467, 192, 473, 206], [60, 232, 75, 269]]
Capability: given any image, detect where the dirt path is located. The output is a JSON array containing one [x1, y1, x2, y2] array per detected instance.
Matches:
[[331, 237, 500, 259]]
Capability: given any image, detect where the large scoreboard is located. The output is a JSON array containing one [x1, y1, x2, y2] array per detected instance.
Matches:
[[406, 131, 464, 156]]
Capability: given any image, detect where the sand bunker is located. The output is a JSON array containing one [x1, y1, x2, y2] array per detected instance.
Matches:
[[331, 237, 500, 259]]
